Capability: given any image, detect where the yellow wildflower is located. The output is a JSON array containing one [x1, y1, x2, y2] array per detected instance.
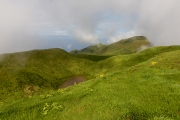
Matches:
[[100, 74, 104, 77], [151, 61, 157, 66]]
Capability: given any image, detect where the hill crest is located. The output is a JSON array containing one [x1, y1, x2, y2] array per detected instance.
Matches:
[[70, 36, 151, 55]]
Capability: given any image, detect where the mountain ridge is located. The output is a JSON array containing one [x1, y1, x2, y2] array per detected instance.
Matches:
[[70, 36, 151, 55]]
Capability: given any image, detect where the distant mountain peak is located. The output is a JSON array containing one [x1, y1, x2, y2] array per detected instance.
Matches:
[[70, 36, 151, 55]]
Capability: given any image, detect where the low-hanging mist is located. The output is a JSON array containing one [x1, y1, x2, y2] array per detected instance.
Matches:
[[0, 0, 180, 53]]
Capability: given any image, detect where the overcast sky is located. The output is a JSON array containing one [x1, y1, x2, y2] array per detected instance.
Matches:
[[0, 0, 180, 53]]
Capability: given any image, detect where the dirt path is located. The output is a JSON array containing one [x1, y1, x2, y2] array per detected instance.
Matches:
[[59, 76, 86, 88]]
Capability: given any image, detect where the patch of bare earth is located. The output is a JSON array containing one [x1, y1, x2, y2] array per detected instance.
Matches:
[[23, 85, 39, 96]]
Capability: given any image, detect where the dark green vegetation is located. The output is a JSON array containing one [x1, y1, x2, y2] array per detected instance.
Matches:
[[72, 54, 112, 62], [0, 48, 95, 102], [70, 36, 150, 55], [1, 44, 180, 119]]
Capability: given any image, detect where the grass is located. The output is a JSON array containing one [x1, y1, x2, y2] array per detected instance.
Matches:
[[70, 43, 107, 55], [72, 54, 112, 62], [70, 36, 150, 55], [1, 46, 180, 119], [0, 48, 97, 102]]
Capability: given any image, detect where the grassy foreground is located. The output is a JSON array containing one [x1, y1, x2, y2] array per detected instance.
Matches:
[[1, 46, 180, 119]]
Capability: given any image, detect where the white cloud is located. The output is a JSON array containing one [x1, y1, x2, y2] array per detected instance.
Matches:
[[1, 0, 180, 53], [73, 29, 99, 44], [107, 31, 137, 44], [67, 44, 72, 49], [54, 31, 69, 36], [136, 0, 180, 45]]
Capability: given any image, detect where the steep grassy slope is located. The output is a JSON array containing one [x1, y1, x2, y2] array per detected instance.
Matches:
[[0, 48, 100, 102], [1, 46, 180, 119], [70, 36, 150, 55]]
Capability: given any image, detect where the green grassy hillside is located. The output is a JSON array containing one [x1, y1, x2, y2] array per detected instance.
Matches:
[[70, 36, 150, 55], [70, 43, 107, 55], [98, 45, 180, 73], [0, 48, 99, 102], [72, 54, 111, 62], [1, 46, 180, 119]]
